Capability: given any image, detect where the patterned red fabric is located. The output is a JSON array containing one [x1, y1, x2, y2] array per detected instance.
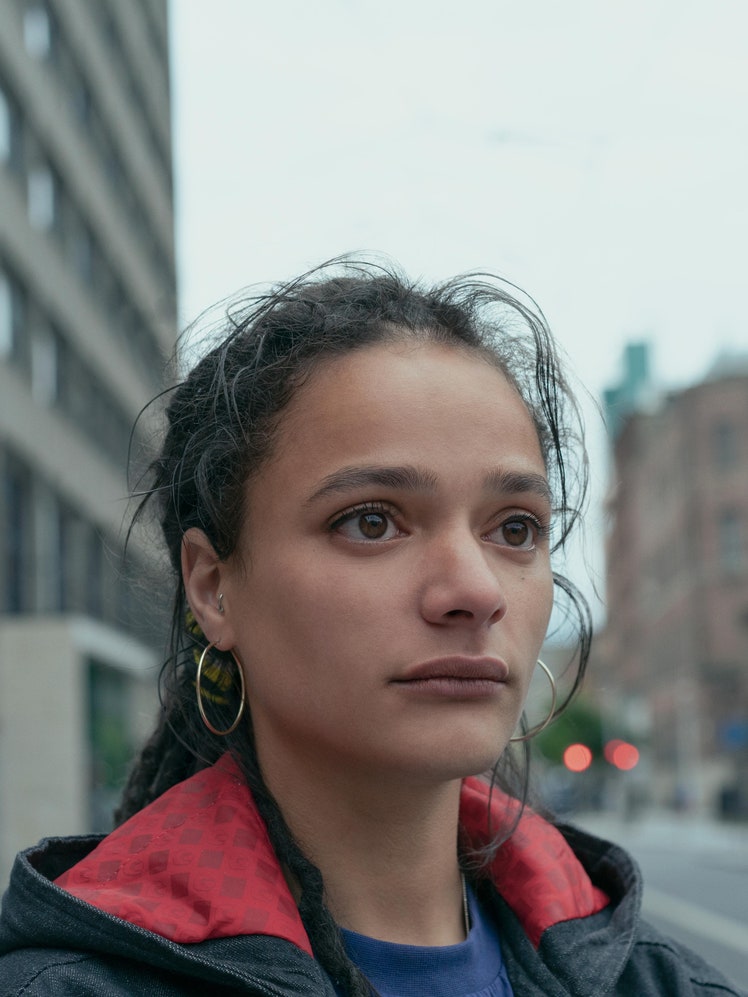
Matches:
[[55, 755, 608, 952], [460, 778, 610, 947], [54, 755, 312, 953]]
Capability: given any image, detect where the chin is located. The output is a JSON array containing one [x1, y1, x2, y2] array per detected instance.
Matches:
[[398, 744, 507, 785]]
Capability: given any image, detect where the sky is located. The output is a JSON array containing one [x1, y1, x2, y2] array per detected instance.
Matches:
[[169, 0, 748, 615]]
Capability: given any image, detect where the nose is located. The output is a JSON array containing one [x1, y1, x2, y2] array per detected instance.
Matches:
[[419, 530, 507, 629]]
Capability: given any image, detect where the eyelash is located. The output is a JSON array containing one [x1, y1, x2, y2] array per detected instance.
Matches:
[[329, 504, 550, 548]]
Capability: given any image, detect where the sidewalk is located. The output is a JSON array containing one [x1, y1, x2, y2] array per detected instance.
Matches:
[[572, 808, 748, 861]]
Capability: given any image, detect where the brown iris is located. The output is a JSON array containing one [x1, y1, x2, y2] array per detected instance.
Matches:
[[359, 512, 389, 539], [503, 520, 530, 546]]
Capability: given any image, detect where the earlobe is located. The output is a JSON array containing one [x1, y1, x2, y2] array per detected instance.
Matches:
[[181, 528, 236, 647]]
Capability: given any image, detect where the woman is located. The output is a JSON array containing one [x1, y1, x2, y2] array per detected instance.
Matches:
[[0, 262, 741, 995]]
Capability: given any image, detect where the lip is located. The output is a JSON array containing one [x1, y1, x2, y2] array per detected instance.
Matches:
[[395, 655, 509, 683]]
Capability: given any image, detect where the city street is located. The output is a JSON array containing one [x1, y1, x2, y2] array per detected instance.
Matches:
[[575, 810, 748, 991]]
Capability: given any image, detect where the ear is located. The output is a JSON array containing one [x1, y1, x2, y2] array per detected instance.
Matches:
[[181, 528, 237, 650]]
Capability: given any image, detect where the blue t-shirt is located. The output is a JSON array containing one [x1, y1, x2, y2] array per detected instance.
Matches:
[[335, 882, 514, 997]]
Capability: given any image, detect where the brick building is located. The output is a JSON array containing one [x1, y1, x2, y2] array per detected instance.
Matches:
[[603, 347, 748, 811]]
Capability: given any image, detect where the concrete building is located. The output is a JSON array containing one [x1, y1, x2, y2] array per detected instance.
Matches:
[[602, 346, 748, 812], [0, 0, 175, 881]]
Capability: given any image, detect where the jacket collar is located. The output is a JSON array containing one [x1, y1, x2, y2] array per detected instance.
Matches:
[[54, 754, 608, 951], [460, 779, 609, 947]]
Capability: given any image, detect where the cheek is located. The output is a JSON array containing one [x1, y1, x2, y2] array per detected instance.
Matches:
[[279, 548, 405, 612], [518, 568, 555, 661], [237, 557, 381, 669], [524, 558, 554, 617]]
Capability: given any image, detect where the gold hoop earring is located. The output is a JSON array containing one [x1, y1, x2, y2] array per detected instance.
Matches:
[[196, 642, 246, 736], [509, 659, 557, 743]]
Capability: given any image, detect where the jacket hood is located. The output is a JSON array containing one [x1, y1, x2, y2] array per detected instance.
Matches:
[[3, 757, 741, 996], [45, 754, 608, 951]]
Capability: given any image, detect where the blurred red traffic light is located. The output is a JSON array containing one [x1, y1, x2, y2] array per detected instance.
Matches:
[[604, 739, 640, 770], [563, 743, 593, 772]]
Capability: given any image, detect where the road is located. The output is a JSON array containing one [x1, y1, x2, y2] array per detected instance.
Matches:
[[575, 810, 748, 991]]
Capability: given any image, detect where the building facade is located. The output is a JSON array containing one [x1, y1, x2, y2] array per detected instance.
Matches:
[[0, 0, 175, 880], [603, 348, 748, 812]]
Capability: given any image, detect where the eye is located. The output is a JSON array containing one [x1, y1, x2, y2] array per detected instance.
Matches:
[[330, 503, 401, 543], [485, 514, 544, 550]]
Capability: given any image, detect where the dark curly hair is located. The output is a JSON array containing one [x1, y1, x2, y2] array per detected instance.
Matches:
[[117, 258, 591, 996]]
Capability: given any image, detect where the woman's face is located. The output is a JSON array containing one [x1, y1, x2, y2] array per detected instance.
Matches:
[[221, 340, 554, 786]]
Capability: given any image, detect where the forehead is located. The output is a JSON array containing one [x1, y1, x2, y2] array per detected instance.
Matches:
[[259, 341, 546, 491]]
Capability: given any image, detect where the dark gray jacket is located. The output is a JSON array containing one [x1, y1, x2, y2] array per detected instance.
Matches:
[[0, 760, 743, 996]]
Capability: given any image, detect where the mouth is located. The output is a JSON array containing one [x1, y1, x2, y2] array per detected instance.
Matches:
[[391, 656, 509, 699]]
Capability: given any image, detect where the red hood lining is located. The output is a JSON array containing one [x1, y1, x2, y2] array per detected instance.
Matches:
[[54, 754, 608, 953]]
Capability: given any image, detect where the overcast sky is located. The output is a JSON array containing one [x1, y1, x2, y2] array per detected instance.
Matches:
[[169, 0, 748, 613]]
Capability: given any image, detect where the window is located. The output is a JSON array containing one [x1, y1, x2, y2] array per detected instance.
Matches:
[[31, 321, 58, 405], [27, 164, 56, 230], [0, 81, 22, 173], [72, 78, 92, 125], [0, 271, 12, 357], [0, 85, 10, 162], [23, 3, 52, 60], [719, 510, 743, 576], [33, 485, 60, 611], [713, 421, 738, 471], [67, 218, 93, 284], [87, 660, 133, 832], [0, 266, 25, 362], [55, 500, 71, 611], [4, 460, 31, 612], [86, 528, 103, 618]]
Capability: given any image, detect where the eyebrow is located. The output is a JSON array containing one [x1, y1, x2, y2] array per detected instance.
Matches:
[[306, 465, 438, 505], [306, 464, 552, 506], [482, 469, 552, 505]]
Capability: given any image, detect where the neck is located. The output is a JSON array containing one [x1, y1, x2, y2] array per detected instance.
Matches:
[[261, 754, 469, 946]]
